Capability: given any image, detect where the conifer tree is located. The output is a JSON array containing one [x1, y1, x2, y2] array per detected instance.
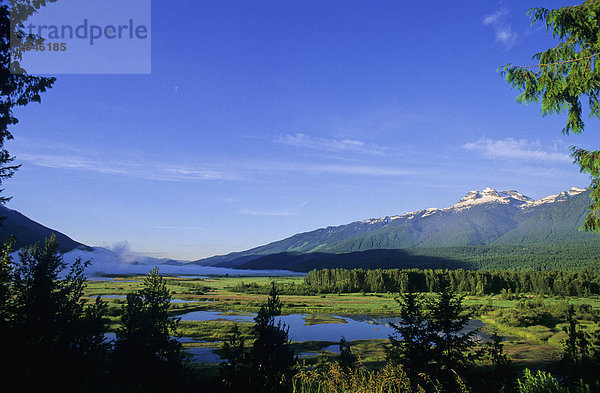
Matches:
[[338, 336, 358, 370], [1, 1, 56, 205], [3, 235, 110, 392], [114, 267, 187, 392], [428, 280, 478, 380], [248, 282, 295, 393], [220, 323, 248, 393], [388, 281, 479, 390], [386, 292, 432, 381], [502, 0, 600, 231]]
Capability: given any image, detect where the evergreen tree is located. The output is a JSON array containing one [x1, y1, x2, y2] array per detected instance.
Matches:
[[248, 282, 295, 393], [483, 331, 512, 393], [114, 267, 187, 392], [338, 336, 358, 370], [2, 235, 110, 393], [387, 282, 479, 391], [561, 305, 600, 386], [0, 237, 14, 330], [386, 292, 432, 381], [220, 323, 248, 393], [428, 280, 479, 382], [501, 0, 600, 231], [1, 0, 56, 205]]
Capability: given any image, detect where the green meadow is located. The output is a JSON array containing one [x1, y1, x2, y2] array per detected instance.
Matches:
[[85, 274, 600, 372]]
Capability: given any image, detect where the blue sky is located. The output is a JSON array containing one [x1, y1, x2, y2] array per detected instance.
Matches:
[[6, 0, 597, 260]]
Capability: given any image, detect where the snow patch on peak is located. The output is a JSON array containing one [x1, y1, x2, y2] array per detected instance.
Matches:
[[482, 187, 500, 197], [394, 208, 441, 221], [453, 187, 531, 210], [364, 186, 586, 224], [527, 187, 586, 207], [503, 190, 534, 203], [568, 187, 586, 196], [530, 192, 568, 206], [458, 190, 482, 203], [421, 208, 440, 218], [362, 216, 392, 225]]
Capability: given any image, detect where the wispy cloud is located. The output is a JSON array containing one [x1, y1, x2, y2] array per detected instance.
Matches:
[[15, 150, 419, 181], [238, 208, 298, 217], [157, 166, 242, 181], [464, 138, 572, 163], [16, 153, 131, 175], [483, 8, 518, 48], [15, 152, 241, 181], [151, 225, 203, 230], [275, 133, 385, 155], [295, 163, 415, 176]]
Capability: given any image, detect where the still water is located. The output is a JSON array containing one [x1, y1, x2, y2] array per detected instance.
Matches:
[[105, 311, 489, 363], [177, 311, 490, 363]]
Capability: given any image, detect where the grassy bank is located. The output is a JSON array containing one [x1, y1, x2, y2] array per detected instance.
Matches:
[[84, 274, 600, 371]]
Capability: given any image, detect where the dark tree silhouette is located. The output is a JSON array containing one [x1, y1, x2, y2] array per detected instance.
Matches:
[[2, 235, 110, 393], [114, 267, 187, 392], [1, 0, 56, 205], [220, 323, 249, 393], [248, 282, 295, 393], [428, 280, 479, 382], [387, 281, 480, 391], [338, 336, 358, 370], [386, 292, 432, 382], [561, 304, 600, 386]]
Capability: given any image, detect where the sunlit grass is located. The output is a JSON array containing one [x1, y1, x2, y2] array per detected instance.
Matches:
[[84, 274, 599, 369]]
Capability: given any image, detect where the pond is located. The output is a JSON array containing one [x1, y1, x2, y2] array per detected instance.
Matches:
[[105, 311, 492, 364], [176, 310, 491, 363], [179, 310, 490, 343]]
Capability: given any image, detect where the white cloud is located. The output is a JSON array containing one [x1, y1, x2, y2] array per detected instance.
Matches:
[[483, 8, 518, 48], [238, 208, 298, 217], [297, 163, 414, 176], [483, 9, 507, 25], [464, 138, 572, 163], [151, 225, 203, 230], [15, 152, 241, 181], [157, 166, 242, 181], [276, 133, 385, 155], [16, 153, 130, 175], [15, 145, 419, 183]]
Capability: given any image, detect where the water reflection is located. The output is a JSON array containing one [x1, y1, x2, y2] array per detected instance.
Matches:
[[179, 310, 256, 322], [104, 311, 491, 364]]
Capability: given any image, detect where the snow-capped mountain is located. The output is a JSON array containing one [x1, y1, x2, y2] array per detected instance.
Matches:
[[365, 186, 588, 224], [197, 186, 599, 268]]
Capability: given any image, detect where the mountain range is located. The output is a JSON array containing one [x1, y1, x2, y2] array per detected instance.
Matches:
[[194, 187, 600, 270], [1, 187, 598, 273]]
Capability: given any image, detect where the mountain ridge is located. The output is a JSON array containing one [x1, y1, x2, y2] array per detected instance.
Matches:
[[0, 205, 91, 253], [195, 186, 598, 268]]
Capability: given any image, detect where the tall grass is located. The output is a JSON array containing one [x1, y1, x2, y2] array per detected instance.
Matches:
[[292, 362, 471, 393]]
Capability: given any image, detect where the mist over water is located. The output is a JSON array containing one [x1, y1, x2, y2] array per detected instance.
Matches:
[[56, 247, 302, 278]]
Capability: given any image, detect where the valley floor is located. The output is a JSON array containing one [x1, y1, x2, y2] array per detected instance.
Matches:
[[85, 274, 600, 377]]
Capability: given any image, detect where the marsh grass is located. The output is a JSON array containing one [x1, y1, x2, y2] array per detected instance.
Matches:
[[292, 362, 473, 393], [84, 275, 599, 368], [178, 320, 254, 341]]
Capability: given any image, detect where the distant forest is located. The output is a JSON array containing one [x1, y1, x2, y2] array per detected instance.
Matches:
[[409, 241, 600, 271], [302, 268, 600, 296], [228, 240, 600, 273], [232, 268, 600, 297]]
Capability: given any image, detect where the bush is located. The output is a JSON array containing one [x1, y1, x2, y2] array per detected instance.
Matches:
[[517, 369, 566, 393]]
